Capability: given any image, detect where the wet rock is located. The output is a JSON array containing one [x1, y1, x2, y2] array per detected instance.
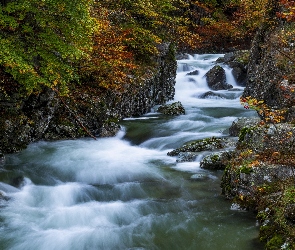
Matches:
[[167, 137, 235, 156], [217, 51, 249, 86], [0, 151, 4, 167], [229, 117, 261, 136], [10, 176, 25, 188], [237, 123, 295, 153], [190, 173, 210, 181], [176, 53, 190, 60], [230, 63, 247, 86], [186, 70, 199, 76], [221, 163, 294, 200], [200, 151, 235, 170], [176, 152, 199, 162], [157, 101, 185, 115], [285, 204, 295, 223], [99, 122, 120, 137], [198, 91, 224, 99], [205, 65, 233, 90]]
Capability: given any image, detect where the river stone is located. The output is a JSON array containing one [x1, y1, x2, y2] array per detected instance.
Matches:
[[229, 117, 261, 136], [205, 65, 233, 90], [157, 101, 185, 115]]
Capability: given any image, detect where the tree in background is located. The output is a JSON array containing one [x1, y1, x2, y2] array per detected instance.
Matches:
[[0, 0, 95, 95]]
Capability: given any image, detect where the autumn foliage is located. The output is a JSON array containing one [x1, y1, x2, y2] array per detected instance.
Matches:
[[1, 0, 292, 94]]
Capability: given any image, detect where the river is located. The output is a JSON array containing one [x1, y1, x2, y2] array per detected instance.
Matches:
[[0, 54, 264, 249]]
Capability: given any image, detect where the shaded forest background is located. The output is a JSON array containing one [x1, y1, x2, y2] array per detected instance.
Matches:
[[1, 0, 293, 97]]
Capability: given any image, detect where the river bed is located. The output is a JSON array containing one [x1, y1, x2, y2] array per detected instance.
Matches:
[[0, 54, 263, 249]]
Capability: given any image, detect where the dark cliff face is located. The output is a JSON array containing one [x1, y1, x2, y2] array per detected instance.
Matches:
[[0, 43, 177, 154], [243, 22, 295, 118]]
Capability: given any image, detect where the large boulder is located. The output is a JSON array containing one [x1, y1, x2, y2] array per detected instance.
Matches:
[[205, 65, 233, 90]]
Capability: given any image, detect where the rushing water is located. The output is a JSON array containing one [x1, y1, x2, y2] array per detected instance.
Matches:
[[0, 54, 263, 250]]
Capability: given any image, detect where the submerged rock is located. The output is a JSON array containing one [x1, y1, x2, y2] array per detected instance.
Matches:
[[186, 70, 199, 76], [205, 65, 233, 90], [157, 101, 185, 115]]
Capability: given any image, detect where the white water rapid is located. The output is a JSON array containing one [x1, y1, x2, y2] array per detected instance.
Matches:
[[0, 54, 263, 250]]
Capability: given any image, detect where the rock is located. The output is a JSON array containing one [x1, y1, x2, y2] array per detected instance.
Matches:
[[221, 163, 294, 200], [167, 137, 235, 156], [228, 117, 261, 136], [217, 51, 249, 86], [157, 101, 185, 115], [237, 123, 295, 153], [176, 152, 199, 162], [205, 65, 233, 90], [231, 65, 247, 86], [200, 151, 235, 170], [243, 24, 295, 119], [99, 122, 120, 137], [0, 151, 4, 167], [223, 52, 235, 63], [176, 53, 190, 60], [186, 70, 199, 76], [284, 204, 295, 223], [198, 91, 224, 99]]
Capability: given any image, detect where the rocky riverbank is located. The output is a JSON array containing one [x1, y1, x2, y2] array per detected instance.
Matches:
[[0, 43, 176, 154]]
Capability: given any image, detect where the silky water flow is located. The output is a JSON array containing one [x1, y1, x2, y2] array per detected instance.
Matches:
[[0, 54, 264, 250]]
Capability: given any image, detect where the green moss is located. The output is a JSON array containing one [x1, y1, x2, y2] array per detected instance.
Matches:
[[240, 164, 253, 174], [265, 235, 284, 250], [235, 50, 250, 65], [238, 126, 254, 142]]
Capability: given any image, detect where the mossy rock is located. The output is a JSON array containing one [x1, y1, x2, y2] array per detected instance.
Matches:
[[167, 137, 235, 156], [157, 101, 185, 115]]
